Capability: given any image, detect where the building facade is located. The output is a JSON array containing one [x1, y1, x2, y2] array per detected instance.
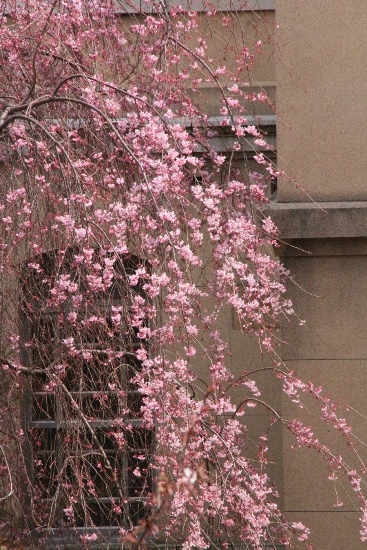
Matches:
[[273, 1, 367, 548], [2, 1, 367, 548]]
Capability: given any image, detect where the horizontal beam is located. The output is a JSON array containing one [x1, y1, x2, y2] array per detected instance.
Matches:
[[268, 201, 367, 240], [179, 114, 276, 127], [195, 134, 276, 153], [114, 0, 275, 14]]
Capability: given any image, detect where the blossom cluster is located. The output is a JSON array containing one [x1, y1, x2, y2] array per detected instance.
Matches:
[[0, 1, 364, 549]]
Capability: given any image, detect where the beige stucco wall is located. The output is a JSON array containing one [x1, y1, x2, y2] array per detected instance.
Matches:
[[275, 2, 367, 547], [186, 9, 276, 116], [276, 0, 367, 202], [277, 244, 367, 549]]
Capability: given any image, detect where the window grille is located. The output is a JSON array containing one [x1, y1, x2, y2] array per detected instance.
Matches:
[[21, 249, 153, 535]]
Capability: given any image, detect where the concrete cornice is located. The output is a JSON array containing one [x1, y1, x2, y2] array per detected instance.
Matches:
[[114, 0, 275, 14], [267, 201, 367, 240]]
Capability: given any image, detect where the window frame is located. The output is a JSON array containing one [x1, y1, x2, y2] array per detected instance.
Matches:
[[21, 250, 153, 543]]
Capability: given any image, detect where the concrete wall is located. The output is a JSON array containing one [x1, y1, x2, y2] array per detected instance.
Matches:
[[274, 2, 367, 547], [187, 9, 276, 116], [277, 0, 367, 202]]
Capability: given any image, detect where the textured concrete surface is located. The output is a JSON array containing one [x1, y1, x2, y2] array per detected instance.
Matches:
[[268, 201, 367, 239], [276, 0, 367, 202], [275, 3, 367, 545]]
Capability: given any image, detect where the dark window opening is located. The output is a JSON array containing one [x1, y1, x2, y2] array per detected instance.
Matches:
[[22, 250, 153, 532]]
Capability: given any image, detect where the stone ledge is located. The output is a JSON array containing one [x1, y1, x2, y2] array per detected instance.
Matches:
[[267, 201, 367, 240], [114, 0, 275, 14]]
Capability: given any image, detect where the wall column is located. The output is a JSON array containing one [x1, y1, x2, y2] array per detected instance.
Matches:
[[274, 2, 367, 547]]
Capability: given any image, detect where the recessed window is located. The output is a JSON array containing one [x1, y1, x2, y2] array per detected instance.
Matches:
[[21, 249, 153, 536]]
